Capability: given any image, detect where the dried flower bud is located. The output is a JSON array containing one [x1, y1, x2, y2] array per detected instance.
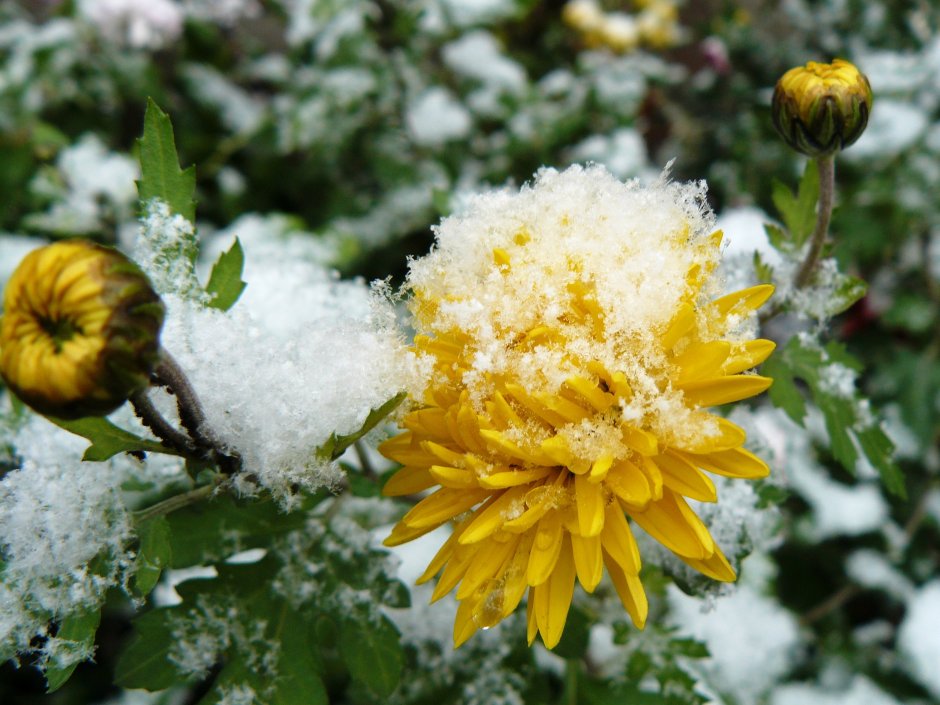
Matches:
[[772, 58, 873, 157], [0, 240, 164, 419]]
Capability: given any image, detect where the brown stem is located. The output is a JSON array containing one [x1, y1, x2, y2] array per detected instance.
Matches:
[[130, 388, 196, 455]]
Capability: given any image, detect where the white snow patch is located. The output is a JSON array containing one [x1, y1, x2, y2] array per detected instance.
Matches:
[[897, 580, 940, 700], [406, 87, 473, 146]]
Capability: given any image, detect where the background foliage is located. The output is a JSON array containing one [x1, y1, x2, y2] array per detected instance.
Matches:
[[1, 1, 939, 704]]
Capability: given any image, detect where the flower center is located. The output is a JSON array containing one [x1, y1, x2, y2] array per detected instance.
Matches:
[[38, 315, 83, 353]]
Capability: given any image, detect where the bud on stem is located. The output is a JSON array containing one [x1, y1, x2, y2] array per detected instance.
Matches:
[[772, 59, 872, 157], [0, 239, 164, 419]]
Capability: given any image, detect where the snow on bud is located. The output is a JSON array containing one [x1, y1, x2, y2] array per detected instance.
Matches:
[[772, 59, 872, 157], [0, 239, 164, 419]]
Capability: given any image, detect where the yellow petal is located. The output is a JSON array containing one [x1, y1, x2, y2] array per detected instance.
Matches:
[[681, 543, 737, 582], [685, 446, 770, 479], [536, 391, 592, 424], [433, 543, 476, 601], [711, 284, 775, 315], [404, 408, 452, 438], [501, 532, 535, 618], [604, 549, 648, 629], [605, 459, 652, 508], [678, 374, 773, 407], [563, 375, 615, 412], [480, 429, 551, 466], [627, 490, 714, 560], [674, 341, 731, 384], [527, 511, 564, 585], [638, 456, 664, 501], [401, 487, 490, 529], [505, 383, 569, 427], [422, 440, 466, 466], [479, 465, 555, 489], [600, 502, 641, 575], [526, 588, 538, 645], [379, 432, 437, 468], [622, 425, 659, 456], [534, 534, 576, 649], [575, 473, 606, 537], [460, 487, 527, 544], [429, 465, 478, 489], [417, 517, 472, 584], [588, 453, 614, 483], [661, 302, 695, 350], [654, 452, 717, 503], [384, 520, 442, 547], [672, 416, 747, 454], [723, 339, 776, 375], [571, 533, 603, 592], [453, 596, 479, 648], [382, 465, 436, 497], [457, 533, 520, 600]]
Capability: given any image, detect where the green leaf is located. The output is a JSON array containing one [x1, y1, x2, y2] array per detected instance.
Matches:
[[48, 416, 175, 461], [763, 223, 789, 252], [205, 238, 247, 311], [115, 609, 190, 691], [273, 616, 328, 705], [134, 517, 172, 596], [45, 608, 102, 692], [764, 337, 906, 497], [316, 392, 406, 461], [761, 353, 807, 423], [771, 160, 819, 248], [338, 613, 403, 697], [137, 98, 196, 223], [166, 494, 317, 568], [830, 275, 868, 315]]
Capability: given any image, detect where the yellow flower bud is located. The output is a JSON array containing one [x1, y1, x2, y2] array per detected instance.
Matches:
[[0, 239, 165, 419], [772, 58, 873, 157]]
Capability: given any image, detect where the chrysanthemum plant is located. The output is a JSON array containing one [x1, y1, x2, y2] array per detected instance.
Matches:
[[0, 68, 905, 703]]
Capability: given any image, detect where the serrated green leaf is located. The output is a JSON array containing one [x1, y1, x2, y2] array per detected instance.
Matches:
[[817, 394, 858, 470], [317, 392, 406, 461], [670, 637, 709, 659], [857, 424, 906, 499], [135, 516, 172, 596], [772, 161, 819, 248], [761, 353, 807, 423], [829, 275, 868, 315], [753, 251, 775, 284], [48, 416, 176, 461], [339, 614, 403, 697], [763, 223, 789, 251], [137, 98, 196, 222], [206, 238, 247, 311], [45, 608, 102, 692], [115, 609, 191, 691]]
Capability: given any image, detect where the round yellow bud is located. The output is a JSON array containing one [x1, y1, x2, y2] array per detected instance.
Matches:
[[0, 239, 165, 419], [772, 58, 873, 157]]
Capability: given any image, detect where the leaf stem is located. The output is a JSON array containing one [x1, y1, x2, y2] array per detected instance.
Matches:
[[133, 480, 222, 525], [794, 155, 835, 289], [563, 659, 579, 705]]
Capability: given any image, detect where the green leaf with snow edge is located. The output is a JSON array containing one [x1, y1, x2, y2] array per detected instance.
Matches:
[[205, 237, 247, 311], [763, 337, 906, 498], [771, 160, 819, 250], [115, 609, 191, 691], [48, 415, 176, 461], [134, 516, 172, 597], [137, 98, 196, 224], [45, 607, 102, 692], [316, 391, 407, 461]]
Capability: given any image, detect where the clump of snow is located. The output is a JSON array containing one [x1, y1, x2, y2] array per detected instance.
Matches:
[[844, 550, 913, 601], [0, 410, 136, 662], [28, 134, 139, 235], [667, 576, 801, 703], [406, 87, 474, 147], [78, 0, 184, 50], [716, 206, 783, 291], [897, 580, 940, 700], [442, 31, 527, 95], [771, 675, 902, 705], [181, 0, 261, 26], [136, 203, 410, 501], [752, 408, 889, 540], [568, 128, 650, 180], [182, 64, 267, 136]]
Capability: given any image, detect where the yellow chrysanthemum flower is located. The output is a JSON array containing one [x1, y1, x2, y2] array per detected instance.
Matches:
[[381, 166, 774, 649], [0, 239, 164, 419]]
